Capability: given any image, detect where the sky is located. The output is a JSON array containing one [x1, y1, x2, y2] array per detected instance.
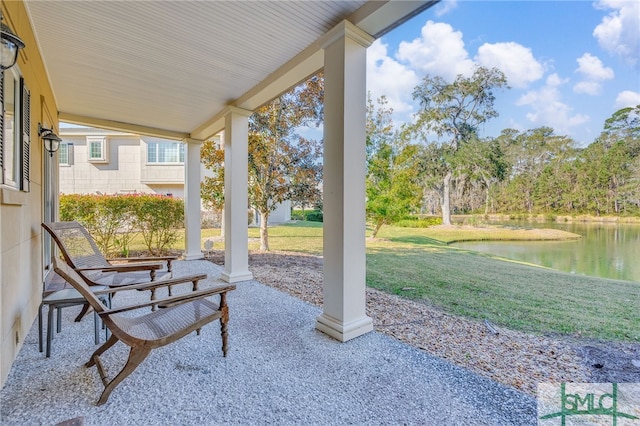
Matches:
[[366, 0, 640, 147]]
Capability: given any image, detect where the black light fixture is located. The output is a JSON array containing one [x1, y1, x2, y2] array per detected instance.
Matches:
[[1, 16, 26, 71], [38, 123, 62, 157]]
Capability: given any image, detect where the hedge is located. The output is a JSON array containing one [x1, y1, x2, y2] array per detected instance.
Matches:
[[59, 193, 184, 256]]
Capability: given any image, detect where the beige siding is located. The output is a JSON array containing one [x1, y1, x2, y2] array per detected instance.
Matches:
[[59, 131, 187, 197], [1, 1, 58, 386]]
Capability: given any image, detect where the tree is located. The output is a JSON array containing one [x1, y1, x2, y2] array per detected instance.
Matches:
[[456, 136, 508, 214], [365, 95, 422, 238], [200, 140, 225, 214], [575, 106, 640, 215], [410, 66, 508, 224], [493, 127, 576, 213], [201, 75, 324, 251]]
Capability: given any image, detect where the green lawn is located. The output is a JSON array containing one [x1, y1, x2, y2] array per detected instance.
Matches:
[[189, 221, 640, 342]]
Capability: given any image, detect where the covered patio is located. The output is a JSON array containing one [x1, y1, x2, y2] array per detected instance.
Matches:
[[2, 0, 451, 386], [0, 2, 541, 421], [0, 260, 536, 425]]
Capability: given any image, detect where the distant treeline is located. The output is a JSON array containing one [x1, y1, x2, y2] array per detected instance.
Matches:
[[435, 125, 640, 217]]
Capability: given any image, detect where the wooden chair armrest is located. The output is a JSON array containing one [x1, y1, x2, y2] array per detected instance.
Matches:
[[92, 273, 208, 294], [100, 284, 236, 315], [77, 263, 163, 273], [109, 256, 178, 262]]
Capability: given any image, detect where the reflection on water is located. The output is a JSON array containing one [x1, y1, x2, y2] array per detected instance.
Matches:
[[453, 222, 640, 282]]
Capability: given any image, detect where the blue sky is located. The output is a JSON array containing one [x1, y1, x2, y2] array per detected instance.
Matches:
[[366, 0, 640, 147]]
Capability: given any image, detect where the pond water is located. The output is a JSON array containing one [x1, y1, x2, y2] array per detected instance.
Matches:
[[452, 221, 640, 282]]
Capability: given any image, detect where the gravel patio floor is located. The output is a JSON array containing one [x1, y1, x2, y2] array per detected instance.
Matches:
[[1, 260, 537, 425]]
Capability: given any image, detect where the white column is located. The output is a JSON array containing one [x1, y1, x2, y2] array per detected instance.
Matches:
[[221, 107, 254, 283], [316, 21, 374, 342], [183, 138, 204, 260]]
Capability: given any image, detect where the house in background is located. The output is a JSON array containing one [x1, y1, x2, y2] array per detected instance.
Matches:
[[58, 127, 291, 224], [60, 127, 188, 197]]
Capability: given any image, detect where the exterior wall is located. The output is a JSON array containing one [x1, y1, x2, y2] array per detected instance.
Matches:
[[270, 200, 291, 223], [253, 199, 291, 225], [59, 129, 187, 197], [1, 1, 58, 386], [139, 136, 185, 193]]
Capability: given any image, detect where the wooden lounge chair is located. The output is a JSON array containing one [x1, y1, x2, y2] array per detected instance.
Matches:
[[42, 221, 175, 284], [42, 221, 201, 306], [53, 258, 236, 405]]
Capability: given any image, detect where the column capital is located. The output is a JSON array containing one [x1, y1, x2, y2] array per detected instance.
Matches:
[[318, 20, 374, 50], [182, 137, 204, 145], [222, 106, 253, 118]]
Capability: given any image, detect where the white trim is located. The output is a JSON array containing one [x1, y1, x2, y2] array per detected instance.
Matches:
[[318, 20, 374, 50], [86, 136, 108, 163]]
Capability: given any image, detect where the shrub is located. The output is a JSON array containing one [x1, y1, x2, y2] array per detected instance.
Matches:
[[59, 193, 184, 255], [291, 210, 305, 220], [305, 209, 323, 222], [131, 195, 184, 254], [394, 216, 442, 228]]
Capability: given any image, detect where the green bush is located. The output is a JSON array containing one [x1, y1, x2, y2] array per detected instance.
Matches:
[[291, 210, 305, 220], [59, 193, 184, 256], [394, 215, 442, 228], [305, 209, 323, 222], [130, 195, 184, 254]]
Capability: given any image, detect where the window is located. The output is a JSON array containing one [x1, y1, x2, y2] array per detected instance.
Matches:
[[87, 136, 107, 162], [59, 142, 71, 165], [1, 67, 30, 191], [147, 142, 184, 164]]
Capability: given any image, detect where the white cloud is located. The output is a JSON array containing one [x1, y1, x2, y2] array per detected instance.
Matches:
[[475, 42, 544, 88], [434, 0, 458, 17], [575, 53, 615, 80], [573, 81, 602, 96], [517, 73, 590, 136], [396, 20, 474, 81], [614, 90, 640, 109], [573, 53, 615, 95], [366, 39, 419, 120], [593, 0, 640, 67]]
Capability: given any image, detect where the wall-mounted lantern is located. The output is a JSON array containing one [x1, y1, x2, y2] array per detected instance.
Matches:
[[1, 17, 26, 71], [39, 123, 62, 157]]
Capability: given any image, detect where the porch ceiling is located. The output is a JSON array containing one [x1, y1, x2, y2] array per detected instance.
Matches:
[[24, 1, 436, 140]]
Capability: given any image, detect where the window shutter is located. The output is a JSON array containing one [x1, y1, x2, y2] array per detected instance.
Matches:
[[1, 75, 4, 184], [20, 78, 30, 192]]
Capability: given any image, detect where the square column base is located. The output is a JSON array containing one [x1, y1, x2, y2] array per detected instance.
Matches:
[[182, 251, 205, 261], [221, 270, 254, 283], [315, 313, 373, 342]]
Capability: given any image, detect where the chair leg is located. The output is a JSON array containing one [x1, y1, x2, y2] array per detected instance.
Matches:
[[220, 293, 229, 357], [46, 305, 55, 358], [86, 334, 119, 368], [104, 296, 111, 340], [93, 311, 100, 345], [57, 307, 62, 333], [38, 303, 43, 353], [74, 303, 90, 322], [97, 346, 151, 406], [150, 288, 157, 311]]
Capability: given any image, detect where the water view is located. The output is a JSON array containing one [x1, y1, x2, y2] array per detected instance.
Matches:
[[453, 221, 640, 282]]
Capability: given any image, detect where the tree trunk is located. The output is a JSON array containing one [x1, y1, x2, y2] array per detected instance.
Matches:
[[259, 211, 269, 251], [483, 177, 491, 215], [442, 171, 452, 225], [371, 220, 384, 239]]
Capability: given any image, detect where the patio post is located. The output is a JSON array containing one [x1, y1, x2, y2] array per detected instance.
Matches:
[[183, 138, 205, 260], [316, 21, 374, 342], [221, 107, 254, 283]]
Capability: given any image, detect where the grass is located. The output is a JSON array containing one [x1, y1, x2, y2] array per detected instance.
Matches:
[[135, 221, 639, 342]]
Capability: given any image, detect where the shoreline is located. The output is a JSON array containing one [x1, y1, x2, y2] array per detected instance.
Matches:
[[419, 224, 582, 244], [453, 213, 640, 224]]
